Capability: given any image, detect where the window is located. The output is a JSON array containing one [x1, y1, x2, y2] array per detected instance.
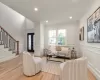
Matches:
[[49, 30, 56, 45], [57, 29, 66, 45], [48, 29, 66, 45]]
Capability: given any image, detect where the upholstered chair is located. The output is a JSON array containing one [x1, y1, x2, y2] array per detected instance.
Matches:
[[60, 57, 88, 80], [23, 51, 42, 76]]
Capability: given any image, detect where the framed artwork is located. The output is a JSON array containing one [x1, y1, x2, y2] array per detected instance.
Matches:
[[79, 27, 84, 41], [87, 7, 100, 43]]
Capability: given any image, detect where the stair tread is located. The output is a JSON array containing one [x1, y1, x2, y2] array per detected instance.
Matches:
[[0, 49, 12, 53], [0, 38, 17, 63]]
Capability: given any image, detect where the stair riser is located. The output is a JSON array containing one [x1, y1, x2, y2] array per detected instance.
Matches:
[[0, 45, 15, 62], [0, 45, 15, 53], [0, 49, 12, 52], [0, 26, 18, 63]]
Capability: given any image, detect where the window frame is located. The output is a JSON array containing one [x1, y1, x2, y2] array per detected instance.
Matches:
[[48, 29, 67, 46], [48, 30, 57, 45]]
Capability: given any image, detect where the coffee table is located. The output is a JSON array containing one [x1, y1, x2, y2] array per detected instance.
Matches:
[[46, 53, 68, 62]]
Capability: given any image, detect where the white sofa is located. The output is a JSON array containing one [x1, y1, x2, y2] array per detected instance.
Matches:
[[60, 57, 88, 80], [23, 51, 42, 76], [57, 47, 71, 58], [48, 46, 71, 58]]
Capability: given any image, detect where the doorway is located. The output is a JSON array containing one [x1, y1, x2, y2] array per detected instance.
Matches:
[[27, 33, 34, 52]]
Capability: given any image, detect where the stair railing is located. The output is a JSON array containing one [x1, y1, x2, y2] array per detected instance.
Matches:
[[0, 26, 19, 55]]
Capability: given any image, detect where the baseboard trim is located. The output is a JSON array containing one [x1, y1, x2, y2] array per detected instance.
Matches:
[[88, 62, 100, 80]]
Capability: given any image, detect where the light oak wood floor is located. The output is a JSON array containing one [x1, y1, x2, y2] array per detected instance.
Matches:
[[0, 55, 96, 80]]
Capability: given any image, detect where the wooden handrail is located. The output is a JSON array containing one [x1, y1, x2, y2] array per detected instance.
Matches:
[[0, 26, 17, 42], [0, 26, 19, 55]]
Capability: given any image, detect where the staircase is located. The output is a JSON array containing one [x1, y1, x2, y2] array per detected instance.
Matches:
[[0, 26, 19, 62]]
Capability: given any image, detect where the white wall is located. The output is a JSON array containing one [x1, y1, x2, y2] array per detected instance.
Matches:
[[34, 23, 44, 56], [40, 23, 44, 55], [79, 0, 100, 79], [34, 23, 40, 56], [0, 2, 34, 53], [44, 22, 80, 56], [24, 19, 34, 51]]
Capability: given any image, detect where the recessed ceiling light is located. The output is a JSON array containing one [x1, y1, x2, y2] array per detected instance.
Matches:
[[34, 8, 38, 11], [46, 20, 48, 23], [69, 16, 72, 19]]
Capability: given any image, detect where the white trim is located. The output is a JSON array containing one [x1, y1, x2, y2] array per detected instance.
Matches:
[[88, 61, 100, 80], [48, 29, 67, 45], [80, 44, 100, 55], [80, 44, 100, 49], [82, 47, 100, 55]]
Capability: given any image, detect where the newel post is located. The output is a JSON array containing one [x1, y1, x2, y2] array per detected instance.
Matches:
[[16, 41, 19, 55]]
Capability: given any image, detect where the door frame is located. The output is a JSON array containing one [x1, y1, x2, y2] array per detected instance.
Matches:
[[27, 33, 35, 52]]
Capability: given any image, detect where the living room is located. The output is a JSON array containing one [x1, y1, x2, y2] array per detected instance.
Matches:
[[0, 0, 100, 80]]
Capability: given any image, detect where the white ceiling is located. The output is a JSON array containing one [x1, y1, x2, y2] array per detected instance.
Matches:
[[0, 0, 94, 25]]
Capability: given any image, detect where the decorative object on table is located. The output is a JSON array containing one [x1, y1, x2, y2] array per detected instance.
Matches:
[[87, 7, 100, 43], [71, 47, 77, 59], [79, 27, 84, 41]]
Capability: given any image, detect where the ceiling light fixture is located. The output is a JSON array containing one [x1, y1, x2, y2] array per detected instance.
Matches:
[[46, 20, 48, 23], [34, 8, 38, 11], [69, 16, 72, 19]]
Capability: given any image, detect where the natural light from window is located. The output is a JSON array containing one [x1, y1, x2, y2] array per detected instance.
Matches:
[[48, 29, 66, 45], [49, 30, 56, 45]]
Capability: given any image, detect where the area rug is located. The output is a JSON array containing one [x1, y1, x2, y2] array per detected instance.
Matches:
[[42, 61, 61, 75], [42, 58, 62, 75]]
